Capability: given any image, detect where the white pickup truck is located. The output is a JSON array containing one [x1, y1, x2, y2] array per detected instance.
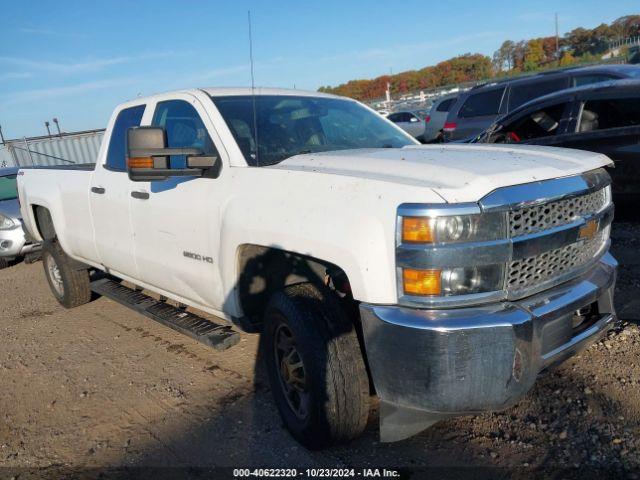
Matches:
[[17, 87, 617, 448]]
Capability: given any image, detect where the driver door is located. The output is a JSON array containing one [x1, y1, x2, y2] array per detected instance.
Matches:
[[128, 94, 227, 308]]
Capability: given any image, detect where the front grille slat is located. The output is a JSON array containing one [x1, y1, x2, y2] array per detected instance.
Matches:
[[507, 231, 606, 289], [505, 187, 609, 295], [509, 188, 607, 237]]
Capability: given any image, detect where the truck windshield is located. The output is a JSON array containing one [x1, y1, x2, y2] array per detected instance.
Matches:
[[0, 175, 17, 201], [210, 95, 417, 166]]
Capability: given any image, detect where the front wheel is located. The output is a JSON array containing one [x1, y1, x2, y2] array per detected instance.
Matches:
[[0, 257, 9, 270], [262, 283, 370, 449], [42, 241, 91, 308]]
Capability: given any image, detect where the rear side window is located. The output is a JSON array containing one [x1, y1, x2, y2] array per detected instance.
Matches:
[[152, 100, 218, 168], [388, 112, 412, 123], [508, 78, 569, 111], [436, 98, 456, 112], [579, 98, 640, 132], [459, 88, 505, 118], [573, 74, 617, 87], [387, 113, 402, 122], [106, 105, 146, 171]]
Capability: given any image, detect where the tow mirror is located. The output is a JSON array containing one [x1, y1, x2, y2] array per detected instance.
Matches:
[[126, 127, 220, 182]]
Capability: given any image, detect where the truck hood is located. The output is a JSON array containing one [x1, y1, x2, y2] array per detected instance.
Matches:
[[271, 144, 613, 203]]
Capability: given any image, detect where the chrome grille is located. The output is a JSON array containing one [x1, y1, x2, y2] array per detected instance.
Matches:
[[507, 230, 607, 291], [509, 188, 607, 237]]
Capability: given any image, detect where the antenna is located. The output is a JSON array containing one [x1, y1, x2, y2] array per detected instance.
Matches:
[[248, 10, 259, 166], [555, 13, 560, 66]]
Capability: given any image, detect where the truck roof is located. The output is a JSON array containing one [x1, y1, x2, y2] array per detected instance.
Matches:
[[114, 87, 346, 112], [201, 87, 341, 99]]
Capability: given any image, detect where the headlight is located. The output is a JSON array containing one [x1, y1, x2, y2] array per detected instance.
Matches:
[[397, 207, 508, 304], [0, 214, 17, 230], [402, 212, 506, 244], [440, 264, 505, 295], [403, 264, 504, 297]]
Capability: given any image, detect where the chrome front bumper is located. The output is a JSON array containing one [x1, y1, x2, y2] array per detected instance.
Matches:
[[360, 252, 617, 442]]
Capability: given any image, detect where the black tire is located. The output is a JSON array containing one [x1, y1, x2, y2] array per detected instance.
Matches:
[[262, 282, 370, 449], [0, 257, 9, 270], [42, 241, 91, 308]]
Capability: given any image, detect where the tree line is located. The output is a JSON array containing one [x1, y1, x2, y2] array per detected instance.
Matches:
[[318, 15, 640, 101]]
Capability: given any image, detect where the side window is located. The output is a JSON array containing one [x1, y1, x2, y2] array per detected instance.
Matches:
[[508, 78, 569, 111], [436, 98, 455, 112], [459, 87, 505, 118], [106, 105, 145, 171], [573, 74, 616, 87], [579, 98, 640, 132], [152, 100, 218, 168], [500, 102, 569, 141], [387, 113, 402, 123]]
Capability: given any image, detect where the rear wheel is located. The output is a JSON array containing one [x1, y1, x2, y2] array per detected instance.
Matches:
[[42, 241, 91, 308], [262, 283, 370, 449]]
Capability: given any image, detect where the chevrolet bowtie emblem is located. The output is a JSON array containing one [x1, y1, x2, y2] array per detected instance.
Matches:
[[579, 219, 598, 240]]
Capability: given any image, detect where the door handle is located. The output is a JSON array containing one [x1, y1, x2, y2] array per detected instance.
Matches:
[[91, 186, 106, 194], [131, 191, 150, 200]]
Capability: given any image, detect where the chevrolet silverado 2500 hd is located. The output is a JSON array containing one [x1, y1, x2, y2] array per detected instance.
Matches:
[[17, 88, 617, 448]]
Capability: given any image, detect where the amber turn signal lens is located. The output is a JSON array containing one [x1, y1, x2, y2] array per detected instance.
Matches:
[[403, 268, 441, 296], [402, 216, 434, 243], [128, 157, 154, 169]]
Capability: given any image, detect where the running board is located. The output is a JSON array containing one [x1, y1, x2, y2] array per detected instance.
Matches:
[[91, 278, 240, 351]]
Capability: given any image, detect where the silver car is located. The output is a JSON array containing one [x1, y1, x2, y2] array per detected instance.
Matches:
[[386, 110, 430, 142], [0, 167, 40, 268], [423, 94, 458, 142]]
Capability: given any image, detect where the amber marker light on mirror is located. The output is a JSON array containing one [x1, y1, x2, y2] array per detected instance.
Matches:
[[128, 157, 154, 168], [403, 268, 441, 296], [402, 216, 434, 243]]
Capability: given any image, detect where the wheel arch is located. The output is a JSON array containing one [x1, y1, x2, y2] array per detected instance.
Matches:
[[234, 244, 354, 326], [32, 204, 56, 241]]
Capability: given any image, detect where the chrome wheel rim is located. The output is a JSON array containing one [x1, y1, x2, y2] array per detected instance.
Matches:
[[273, 322, 309, 419], [45, 253, 64, 297]]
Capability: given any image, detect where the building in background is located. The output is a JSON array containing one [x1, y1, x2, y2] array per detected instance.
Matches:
[[0, 129, 105, 168]]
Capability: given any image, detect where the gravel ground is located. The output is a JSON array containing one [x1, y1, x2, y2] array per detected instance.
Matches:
[[0, 222, 639, 478]]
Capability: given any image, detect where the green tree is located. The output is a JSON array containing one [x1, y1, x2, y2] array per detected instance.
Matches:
[[493, 40, 516, 71], [559, 51, 576, 66], [524, 39, 545, 70]]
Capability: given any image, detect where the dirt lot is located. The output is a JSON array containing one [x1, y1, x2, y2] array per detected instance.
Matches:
[[1, 222, 640, 478]]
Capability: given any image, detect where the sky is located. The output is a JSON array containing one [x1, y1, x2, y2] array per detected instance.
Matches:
[[0, 0, 638, 138]]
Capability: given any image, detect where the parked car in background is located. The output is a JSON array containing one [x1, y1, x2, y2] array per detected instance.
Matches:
[[0, 167, 40, 268], [387, 110, 429, 142], [423, 94, 457, 142], [472, 79, 640, 204], [443, 64, 640, 142]]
